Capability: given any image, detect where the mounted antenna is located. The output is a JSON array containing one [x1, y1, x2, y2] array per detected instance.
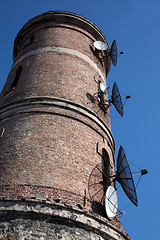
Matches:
[[105, 186, 118, 219], [94, 41, 108, 51], [88, 162, 124, 218], [110, 40, 124, 66], [116, 146, 138, 206], [88, 162, 107, 204], [95, 81, 130, 116], [99, 82, 110, 94], [93, 40, 123, 66], [93, 80, 110, 110], [88, 146, 148, 210], [110, 82, 124, 116], [99, 82, 130, 116]]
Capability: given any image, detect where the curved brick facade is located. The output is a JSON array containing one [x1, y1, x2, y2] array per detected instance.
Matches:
[[0, 11, 131, 240]]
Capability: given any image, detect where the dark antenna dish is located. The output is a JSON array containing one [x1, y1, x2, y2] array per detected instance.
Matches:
[[95, 81, 130, 117], [110, 82, 124, 116], [100, 82, 130, 117], [110, 40, 124, 66], [114, 146, 148, 206], [116, 146, 138, 206], [88, 146, 148, 210], [88, 162, 107, 204], [93, 40, 123, 66]]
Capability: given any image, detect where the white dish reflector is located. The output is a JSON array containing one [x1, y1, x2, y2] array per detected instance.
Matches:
[[100, 82, 110, 94], [105, 186, 118, 219], [94, 41, 108, 51]]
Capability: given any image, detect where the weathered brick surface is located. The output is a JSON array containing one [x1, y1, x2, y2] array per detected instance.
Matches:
[[0, 20, 111, 126], [0, 104, 114, 209], [0, 11, 130, 239], [0, 200, 132, 240], [1, 52, 109, 124]]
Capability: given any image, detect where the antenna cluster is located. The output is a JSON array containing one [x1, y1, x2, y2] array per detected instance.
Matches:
[[93, 39, 129, 117], [87, 39, 148, 220]]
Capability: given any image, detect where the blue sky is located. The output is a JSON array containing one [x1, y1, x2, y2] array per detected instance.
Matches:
[[0, 1, 159, 239]]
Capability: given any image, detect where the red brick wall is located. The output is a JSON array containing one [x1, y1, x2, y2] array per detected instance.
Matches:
[[0, 13, 115, 219]]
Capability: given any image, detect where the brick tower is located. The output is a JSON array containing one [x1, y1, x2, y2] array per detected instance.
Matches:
[[0, 11, 131, 239]]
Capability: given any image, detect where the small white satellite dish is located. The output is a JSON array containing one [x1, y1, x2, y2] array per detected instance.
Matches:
[[100, 82, 110, 94], [94, 41, 108, 51], [105, 186, 118, 219]]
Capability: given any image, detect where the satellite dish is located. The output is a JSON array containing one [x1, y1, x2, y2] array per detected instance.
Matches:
[[88, 146, 148, 211], [97, 81, 130, 116], [99, 82, 110, 94], [88, 162, 107, 204], [88, 162, 124, 217], [110, 82, 124, 116], [102, 82, 125, 117], [93, 40, 123, 66], [105, 186, 118, 219], [110, 40, 118, 66], [116, 146, 138, 206], [94, 41, 108, 51], [110, 40, 124, 66]]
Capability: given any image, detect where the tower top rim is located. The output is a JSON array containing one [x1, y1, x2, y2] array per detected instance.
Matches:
[[13, 11, 110, 61]]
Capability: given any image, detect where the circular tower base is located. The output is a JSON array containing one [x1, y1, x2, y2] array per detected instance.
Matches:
[[0, 199, 131, 240]]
